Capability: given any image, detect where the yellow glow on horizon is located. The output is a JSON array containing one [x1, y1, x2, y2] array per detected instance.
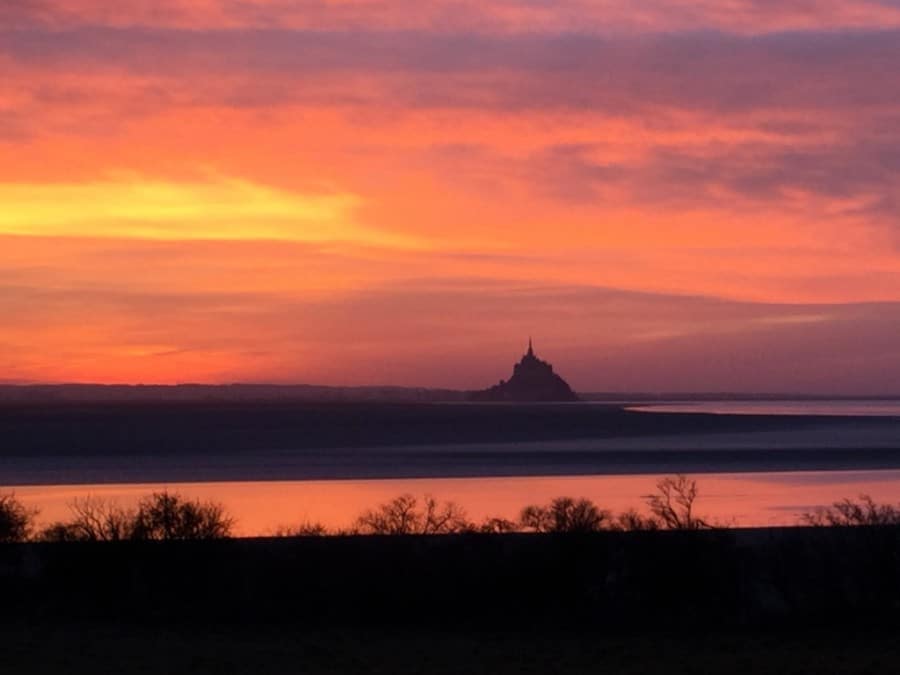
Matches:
[[0, 176, 416, 246]]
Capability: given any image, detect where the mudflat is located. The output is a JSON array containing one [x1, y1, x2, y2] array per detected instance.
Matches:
[[2, 402, 900, 485]]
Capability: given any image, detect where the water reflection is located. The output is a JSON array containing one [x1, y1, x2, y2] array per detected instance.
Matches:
[[11, 470, 900, 536], [630, 400, 900, 416]]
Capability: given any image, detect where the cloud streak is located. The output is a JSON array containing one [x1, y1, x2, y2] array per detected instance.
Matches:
[[4, 28, 900, 114]]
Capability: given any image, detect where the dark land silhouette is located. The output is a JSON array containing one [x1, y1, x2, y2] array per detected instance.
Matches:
[[0, 526, 900, 648], [0, 382, 467, 404], [5, 487, 900, 673], [3, 382, 900, 405], [470, 339, 579, 402], [3, 622, 899, 675]]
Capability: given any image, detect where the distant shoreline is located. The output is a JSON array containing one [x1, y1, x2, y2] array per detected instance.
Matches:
[[3, 383, 900, 405]]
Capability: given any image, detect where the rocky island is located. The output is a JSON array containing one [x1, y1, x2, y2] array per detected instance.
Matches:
[[470, 340, 579, 402]]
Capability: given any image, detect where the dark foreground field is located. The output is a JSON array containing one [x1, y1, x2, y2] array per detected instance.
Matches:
[[3, 526, 900, 673], [5, 624, 900, 675]]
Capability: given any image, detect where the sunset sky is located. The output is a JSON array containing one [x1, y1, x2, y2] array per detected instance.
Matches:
[[3, 1, 900, 392]]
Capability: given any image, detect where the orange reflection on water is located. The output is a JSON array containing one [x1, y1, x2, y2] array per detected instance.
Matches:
[[11, 470, 900, 536]]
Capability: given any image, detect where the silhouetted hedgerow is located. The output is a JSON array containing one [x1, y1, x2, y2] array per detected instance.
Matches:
[[354, 494, 470, 535], [802, 494, 900, 526], [39, 491, 233, 542]]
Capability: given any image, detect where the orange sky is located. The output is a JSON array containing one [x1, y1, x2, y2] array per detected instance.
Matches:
[[2, 1, 900, 392]]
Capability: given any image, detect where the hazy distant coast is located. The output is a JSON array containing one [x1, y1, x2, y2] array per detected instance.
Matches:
[[3, 383, 900, 405], [0, 383, 466, 404]]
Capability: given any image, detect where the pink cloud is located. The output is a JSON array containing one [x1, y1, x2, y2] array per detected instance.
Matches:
[[5, 0, 900, 33]]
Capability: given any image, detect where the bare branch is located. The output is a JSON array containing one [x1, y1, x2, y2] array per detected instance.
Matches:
[[801, 494, 900, 527], [643, 475, 709, 530]]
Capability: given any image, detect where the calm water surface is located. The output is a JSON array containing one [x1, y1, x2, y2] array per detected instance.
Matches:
[[8, 401, 900, 535], [14, 469, 900, 536], [630, 400, 900, 416]]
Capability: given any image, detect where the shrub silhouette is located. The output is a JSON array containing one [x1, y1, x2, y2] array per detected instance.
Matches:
[[0, 493, 34, 543], [132, 491, 234, 540], [274, 522, 330, 537], [40, 497, 136, 542], [476, 517, 519, 533], [40, 491, 234, 541], [519, 497, 611, 533], [355, 494, 470, 534], [615, 508, 661, 531], [643, 475, 709, 530], [801, 495, 900, 526]]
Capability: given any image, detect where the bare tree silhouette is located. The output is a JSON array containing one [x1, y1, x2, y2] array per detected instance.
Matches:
[[0, 493, 34, 543], [132, 491, 234, 540], [643, 475, 709, 530], [40, 496, 135, 542], [40, 492, 233, 541], [519, 497, 611, 533], [420, 495, 470, 534], [801, 495, 900, 526], [355, 494, 470, 535]]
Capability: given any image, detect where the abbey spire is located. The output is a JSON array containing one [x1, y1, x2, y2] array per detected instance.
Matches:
[[470, 340, 578, 402]]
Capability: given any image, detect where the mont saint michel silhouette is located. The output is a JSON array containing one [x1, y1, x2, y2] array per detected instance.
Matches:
[[470, 339, 579, 402]]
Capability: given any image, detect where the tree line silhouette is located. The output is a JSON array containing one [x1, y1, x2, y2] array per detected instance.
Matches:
[[29, 492, 233, 542], [2, 475, 900, 543]]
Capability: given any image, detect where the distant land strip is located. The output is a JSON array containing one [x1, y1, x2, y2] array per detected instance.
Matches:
[[2, 384, 900, 404]]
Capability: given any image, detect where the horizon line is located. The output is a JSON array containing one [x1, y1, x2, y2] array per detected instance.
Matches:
[[3, 382, 900, 400]]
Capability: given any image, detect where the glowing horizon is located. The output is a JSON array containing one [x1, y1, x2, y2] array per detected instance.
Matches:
[[2, 1, 900, 392]]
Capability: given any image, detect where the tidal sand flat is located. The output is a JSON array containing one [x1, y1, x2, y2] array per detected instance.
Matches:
[[2, 402, 900, 485], [5, 401, 900, 535]]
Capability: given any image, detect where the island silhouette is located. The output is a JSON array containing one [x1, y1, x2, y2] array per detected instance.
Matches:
[[470, 339, 579, 402]]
